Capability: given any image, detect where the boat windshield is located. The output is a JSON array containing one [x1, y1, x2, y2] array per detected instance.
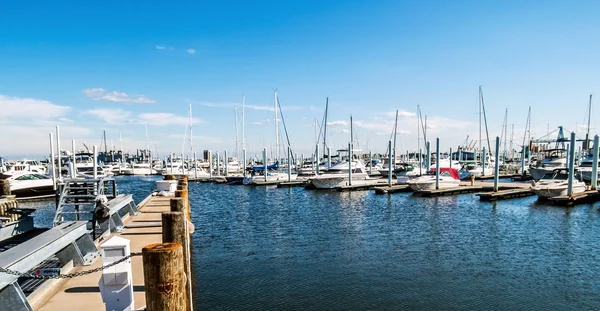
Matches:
[[541, 171, 569, 180], [15, 174, 50, 180]]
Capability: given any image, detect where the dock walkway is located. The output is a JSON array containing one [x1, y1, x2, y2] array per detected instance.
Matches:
[[37, 195, 169, 311]]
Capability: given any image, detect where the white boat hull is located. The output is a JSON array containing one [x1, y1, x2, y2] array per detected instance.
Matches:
[[532, 184, 587, 198]]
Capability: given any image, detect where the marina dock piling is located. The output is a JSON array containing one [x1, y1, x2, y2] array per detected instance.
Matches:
[[56, 126, 62, 179], [521, 146, 526, 176], [388, 141, 393, 186], [316, 144, 320, 175], [49, 133, 57, 190], [224, 150, 228, 177], [419, 148, 423, 175], [592, 135, 599, 190], [161, 212, 193, 311], [568, 132, 576, 196], [328, 147, 332, 168], [263, 148, 267, 177], [482, 147, 487, 176], [494, 137, 500, 192], [0, 179, 10, 196], [242, 148, 247, 178], [208, 150, 213, 178], [142, 243, 186, 311], [348, 143, 353, 186], [435, 138, 440, 189], [71, 139, 76, 178], [93, 145, 98, 179], [449, 148, 452, 169], [287, 146, 292, 182], [216, 152, 220, 176], [426, 141, 431, 171]]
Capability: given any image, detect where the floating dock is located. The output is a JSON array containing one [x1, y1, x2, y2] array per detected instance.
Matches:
[[277, 181, 309, 188], [475, 174, 521, 180], [336, 183, 383, 192], [373, 185, 411, 194], [477, 188, 535, 201], [414, 182, 530, 197], [548, 190, 600, 206]]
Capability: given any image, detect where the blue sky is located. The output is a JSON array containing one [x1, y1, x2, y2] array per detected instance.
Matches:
[[1, 0, 600, 158]]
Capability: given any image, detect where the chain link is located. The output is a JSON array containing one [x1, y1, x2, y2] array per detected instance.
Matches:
[[0, 252, 143, 279]]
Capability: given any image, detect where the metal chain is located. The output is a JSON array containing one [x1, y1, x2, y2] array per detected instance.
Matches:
[[0, 252, 143, 279]]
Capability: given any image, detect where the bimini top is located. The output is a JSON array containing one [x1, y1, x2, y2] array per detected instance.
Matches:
[[249, 161, 280, 171], [428, 167, 460, 180]]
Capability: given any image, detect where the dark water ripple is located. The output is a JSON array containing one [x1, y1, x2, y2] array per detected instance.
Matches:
[[190, 183, 600, 310]]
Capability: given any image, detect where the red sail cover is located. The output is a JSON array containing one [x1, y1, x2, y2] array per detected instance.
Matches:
[[428, 167, 460, 180]]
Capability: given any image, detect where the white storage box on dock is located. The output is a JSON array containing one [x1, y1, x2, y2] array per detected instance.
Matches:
[[156, 180, 178, 192]]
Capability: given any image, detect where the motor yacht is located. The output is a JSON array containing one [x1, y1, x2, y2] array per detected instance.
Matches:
[[531, 168, 587, 199], [1, 171, 55, 199], [407, 168, 461, 191]]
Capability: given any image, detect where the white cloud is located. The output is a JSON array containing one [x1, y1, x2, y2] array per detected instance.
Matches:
[[82, 88, 156, 104], [0, 94, 70, 119], [199, 101, 306, 112], [156, 45, 166, 50], [137, 113, 201, 127], [186, 49, 196, 55], [85, 108, 132, 124], [327, 120, 349, 126], [384, 110, 417, 118]]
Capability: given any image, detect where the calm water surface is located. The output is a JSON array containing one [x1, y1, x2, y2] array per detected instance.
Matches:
[[27, 177, 600, 310]]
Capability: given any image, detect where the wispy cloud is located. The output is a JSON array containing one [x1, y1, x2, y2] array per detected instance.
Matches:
[[0, 94, 70, 119], [85, 108, 132, 124], [156, 45, 166, 50], [253, 119, 270, 125], [85, 109, 199, 127], [384, 110, 417, 118], [82, 88, 157, 104], [186, 49, 196, 55], [327, 120, 349, 126], [199, 101, 305, 112]]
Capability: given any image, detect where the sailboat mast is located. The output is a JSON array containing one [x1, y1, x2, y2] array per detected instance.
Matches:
[[480, 86, 492, 153], [242, 95, 245, 151], [189, 103, 193, 156], [323, 97, 328, 153], [234, 106, 239, 158], [503, 109, 508, 156], [119, 132, 123, 152], [586, 94, 592, 150], [479, 86, 482, 153], [393, 110, 399, 158], [350, 115, 353, 148], [103, 131, 108, 154], [417, 105, 421, 153], [274, 90, 280, 161]]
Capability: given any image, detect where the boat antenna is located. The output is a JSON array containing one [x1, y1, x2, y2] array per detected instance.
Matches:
[[234, 106, 239, 158]]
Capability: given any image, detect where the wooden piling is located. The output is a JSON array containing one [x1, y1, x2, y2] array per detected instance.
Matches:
[[0, 180, 10, 196], [162, 212, 193, 311], [142, 242, 186, 311], [164, 174, 176, 181], [175, 190, 189, 220]]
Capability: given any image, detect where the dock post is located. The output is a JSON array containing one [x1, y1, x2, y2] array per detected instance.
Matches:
[[162, 212, 193, 311], [71, 139, 76, 178], [348, 142, 353, 186], [49, 133, 57, 190], [216, 151, 220, 176], [435, 138, 440, 190], [242, 149, 247, 178], [568, 132, 576, 196], [193, 152, 197, 179], [426, 141, 431, 171], [449, 147, 452, 169], [0, 179, 10, 196], [181, 153, 185, 174], [388, 141, 393, 186], [142, 243, 185, 311], [287, 146, 292, 182], [482, 147, 487, 176], [392, 147, 396, 170], [316, 144, 320, 175], [494, 136, 500, 192], [369, 151, 372, 174], [56, 125, 62, 179], [419, 148, 422, 175], [521, 146, 526, 176], [208, 150, 213, 179], [93, 145, 98, 180], [263, 148, 268, 178], [328, 147, 332, 168], [300, 153, 304, 170], [224, 150, 228, 177], [592, 135, 599, 190]]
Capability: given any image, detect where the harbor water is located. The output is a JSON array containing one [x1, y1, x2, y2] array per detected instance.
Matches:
[[25, 176, 600, 310]]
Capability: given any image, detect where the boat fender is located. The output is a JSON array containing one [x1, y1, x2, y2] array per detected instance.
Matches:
[[94, 195, 110, 220]]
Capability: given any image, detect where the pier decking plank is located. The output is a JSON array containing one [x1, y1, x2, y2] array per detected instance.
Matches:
[[37, 195, 171, 311]]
